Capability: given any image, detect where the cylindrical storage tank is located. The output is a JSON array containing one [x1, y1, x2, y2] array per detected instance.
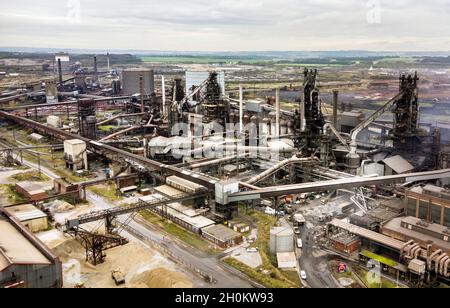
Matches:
[[122, 69, 155, 95], [280, 119, 288, 135], [85, 116, 97, 140], [270, 227, 294, 253]]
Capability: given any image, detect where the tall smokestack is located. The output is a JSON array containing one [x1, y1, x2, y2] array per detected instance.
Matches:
[[107, 52, 110, 71], [239, 85, 244, 133], [275, 87, 280, 137], [94, 56, 98, 83], [162, 75, 166, 117], [57, 59, 63, 91], [140, 76, 145, 113], [333, 90, 339, 128]]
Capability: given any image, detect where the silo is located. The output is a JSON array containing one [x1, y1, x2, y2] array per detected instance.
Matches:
[[270, 227, 294, 253], [122, 69, 155, 95]]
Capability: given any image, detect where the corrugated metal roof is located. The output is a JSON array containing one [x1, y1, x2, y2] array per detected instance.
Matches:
[[329, 219, 405, 250], [5, 204, 47, 222], [382, 155, 414, 174]]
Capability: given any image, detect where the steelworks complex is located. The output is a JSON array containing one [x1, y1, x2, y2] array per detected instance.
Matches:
[[0, 52, 450, 289]]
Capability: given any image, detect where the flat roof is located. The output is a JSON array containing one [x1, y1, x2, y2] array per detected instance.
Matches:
[[4, 204, 47, 222], [202, 224, 241, 242], [154, 185, 187, 198], [167, 202, 207, 218], [382, 217, 450, 254], [329, 219, 405, 250], [277, 252, 297, 263], [382, 155, 414, 174], [156, 204, 215, 230], [0, 215, 51, 271]]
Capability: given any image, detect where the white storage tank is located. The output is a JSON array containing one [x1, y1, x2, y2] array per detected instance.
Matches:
[[270, 227, 294, 253], [47, 115, 61, 128]]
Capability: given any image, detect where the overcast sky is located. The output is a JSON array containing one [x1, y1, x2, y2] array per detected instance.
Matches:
[[0, 0, 449, 51]]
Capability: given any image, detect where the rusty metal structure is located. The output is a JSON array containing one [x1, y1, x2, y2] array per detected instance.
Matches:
[[294, 68, 325, 153]]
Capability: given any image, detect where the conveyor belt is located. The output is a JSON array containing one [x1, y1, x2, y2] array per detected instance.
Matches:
[[229, 169, 450, 201], [0, 111, 219, 189]]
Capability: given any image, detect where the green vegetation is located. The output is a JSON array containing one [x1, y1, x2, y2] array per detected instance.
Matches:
[[223, 258, 297, 288], [9, 170, 49, 182], [98, 125, 115, 133], [141, 56, 272, 65], [224, 211, 301, 288], [53, 168, 92, 183], [360, 250, 398, 268], [139, 210, 220, 255], [88, 183, 123, 202], [0, 184, 28, 204], [352, 266, 403, 289]]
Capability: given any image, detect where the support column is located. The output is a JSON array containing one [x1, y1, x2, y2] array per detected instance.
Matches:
[[239, 85, 244, 134], [275, 87, 280, 137], [333, 90, 339, 128]]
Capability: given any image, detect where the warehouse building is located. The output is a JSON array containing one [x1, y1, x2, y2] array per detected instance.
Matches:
[[201, 224, 243, 248], [0, 208, 62, 288], [4, 204, 48, 233], [15, 181, 49, 201], [121, 68, 154, 96], [406, 185, 450, 227], [382, 216, 450, 255]]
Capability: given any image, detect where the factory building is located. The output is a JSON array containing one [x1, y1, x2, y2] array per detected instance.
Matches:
[[406, 185, 450, 227], [0, 208, 62, 288], [15, 181, 49, 201], [3, 204, 48, 233], [201, 224, 243, 248], [382, 216, 450, 255], [122, 68, 155, 96], [64, 139, 88, 172]]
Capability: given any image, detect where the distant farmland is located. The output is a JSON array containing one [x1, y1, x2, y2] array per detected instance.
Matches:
[[140, 56, 272, 64]]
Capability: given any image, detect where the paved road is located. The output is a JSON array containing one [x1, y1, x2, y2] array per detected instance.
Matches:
[[18, 154, 254, 288], [86, 193, 254, 288], [298, 223, 340, 288]]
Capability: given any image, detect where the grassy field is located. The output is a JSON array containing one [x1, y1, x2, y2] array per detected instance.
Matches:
[[0, 184, 28, 204], [139, 209, 220, 255], [141, 56, 272, 65], [352, 266, 402, 288], [88, 183, 123, 202], [9, 170, 49, 182]]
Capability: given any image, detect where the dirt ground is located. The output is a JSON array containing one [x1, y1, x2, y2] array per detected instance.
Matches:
[[40, 231, 193, 288]]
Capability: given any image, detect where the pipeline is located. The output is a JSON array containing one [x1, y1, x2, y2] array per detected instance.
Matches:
[[429, 249, 442, 268], [188, 155, 247, 169], [444, 258, 450, 278], [401, 240, 415, 258], [323, 123, 349, 150], [439, 255, 449, 276], [246, 156, 319, 185], [436, 253, 447, 274]]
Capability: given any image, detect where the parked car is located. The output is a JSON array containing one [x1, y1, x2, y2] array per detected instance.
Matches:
[[246, 247, 259, 253], [294, 227, 300, 235], [300, 271, 307, 280], [297, 238, 303, 249]]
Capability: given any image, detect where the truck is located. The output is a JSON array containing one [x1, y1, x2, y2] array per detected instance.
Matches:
[[111, 268, 126, 286]]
